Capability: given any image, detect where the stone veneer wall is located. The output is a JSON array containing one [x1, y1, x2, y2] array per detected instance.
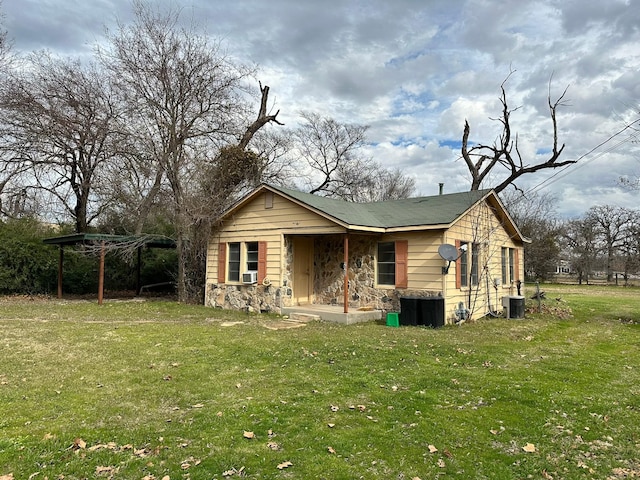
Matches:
[[205, 234, 442, 314], [313, 234, 441, 312]]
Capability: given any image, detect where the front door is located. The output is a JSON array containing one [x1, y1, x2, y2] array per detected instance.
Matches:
[[293, 237, 314, 305]]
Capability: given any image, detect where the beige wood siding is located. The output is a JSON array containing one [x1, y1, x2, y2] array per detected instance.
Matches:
[[377, 231, 443, 291], [206, 192, 347, 287], [220, 192, 345, 234], [443, 201, 524, 321]]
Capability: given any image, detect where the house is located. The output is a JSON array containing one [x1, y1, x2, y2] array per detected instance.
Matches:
[[205, 184, 526, 324]]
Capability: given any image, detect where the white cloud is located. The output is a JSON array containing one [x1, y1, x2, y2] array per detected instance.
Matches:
[[4, 0, 640, 217]]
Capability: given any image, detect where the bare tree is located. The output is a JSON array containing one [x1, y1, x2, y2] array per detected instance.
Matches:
[[294, 111, 414, 201], [295, 111, 370, 199], [355, 167, 416, 202], [101, 1, 282, 301], [562, 216, 600, 284], [616, 212, 640, 285], [0, 5, 28, 218], [0, 55, 120, 231], [501, 190, 561, 280], [587, 205, 636, 282], [462, 73, 575, 194]]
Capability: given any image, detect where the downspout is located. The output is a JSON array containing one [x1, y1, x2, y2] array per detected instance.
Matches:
[[441, 231, 447, 322]]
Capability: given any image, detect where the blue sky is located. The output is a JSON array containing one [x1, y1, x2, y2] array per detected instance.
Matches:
[[5, 0, 640, 217]]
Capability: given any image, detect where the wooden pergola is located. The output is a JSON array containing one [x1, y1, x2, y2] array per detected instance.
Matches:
[[43, 233, 176, 305]]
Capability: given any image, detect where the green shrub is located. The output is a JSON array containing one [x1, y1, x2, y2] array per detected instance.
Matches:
[[0, 218, 59, 294], [0, 219, 177, 295]]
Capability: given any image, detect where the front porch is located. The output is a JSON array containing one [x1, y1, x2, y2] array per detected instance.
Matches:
[[282, 304, 383, 325]]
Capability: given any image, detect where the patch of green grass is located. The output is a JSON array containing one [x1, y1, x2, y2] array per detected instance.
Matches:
[[1, 286, 639, 479]]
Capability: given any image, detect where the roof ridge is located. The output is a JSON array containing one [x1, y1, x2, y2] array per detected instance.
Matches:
[[264, 184, 494, 229]]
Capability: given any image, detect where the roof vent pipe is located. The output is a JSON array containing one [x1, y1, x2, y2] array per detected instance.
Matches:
[[439, 183, 444, 195]]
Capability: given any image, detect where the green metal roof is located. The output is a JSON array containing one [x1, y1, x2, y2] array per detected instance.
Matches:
[[267, 185, 493, 228], [43, 233, 176, 248]]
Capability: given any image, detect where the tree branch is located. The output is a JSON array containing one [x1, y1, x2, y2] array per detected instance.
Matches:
[[238, 82, 284, 150]]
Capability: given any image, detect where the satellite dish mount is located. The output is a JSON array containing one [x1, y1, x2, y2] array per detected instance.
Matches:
[[438, 243, 467, 274]]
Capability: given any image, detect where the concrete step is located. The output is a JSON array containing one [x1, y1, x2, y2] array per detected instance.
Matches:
[[288, 313, 321, 323]]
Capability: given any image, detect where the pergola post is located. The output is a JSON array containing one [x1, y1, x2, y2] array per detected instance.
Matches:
[[98, 241, 105, 305], [57, 246, 64, 299], [136, 246, 142, 295], [343, 234, 349, 314]]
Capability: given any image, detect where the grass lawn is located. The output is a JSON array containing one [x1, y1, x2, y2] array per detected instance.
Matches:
[[1, 285, 639, 479]]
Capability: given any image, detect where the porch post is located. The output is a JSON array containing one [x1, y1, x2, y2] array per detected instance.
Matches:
[[57, 246, 64, 299], [98, 241, 105, 305], [136, 246, 142, 295], [343, 233, 349, 314]]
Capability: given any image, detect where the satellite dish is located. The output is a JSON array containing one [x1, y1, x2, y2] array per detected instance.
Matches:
[[438, 244, 459, 262], [438, 244, 460, 274]]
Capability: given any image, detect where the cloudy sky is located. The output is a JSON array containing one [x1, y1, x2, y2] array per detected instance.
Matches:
[[5, 0, 640, 217]]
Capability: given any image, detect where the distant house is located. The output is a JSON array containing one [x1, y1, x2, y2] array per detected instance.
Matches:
[[205, 184, 526, 324]]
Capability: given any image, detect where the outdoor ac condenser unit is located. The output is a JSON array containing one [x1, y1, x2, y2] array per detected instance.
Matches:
[[242, 271, 258, 284], [502, 295, 525, 319]]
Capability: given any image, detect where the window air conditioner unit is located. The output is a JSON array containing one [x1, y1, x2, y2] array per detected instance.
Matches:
[[242, 271, 258, 284]]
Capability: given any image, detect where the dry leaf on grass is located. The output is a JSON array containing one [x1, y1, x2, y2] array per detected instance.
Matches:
[[428, 444, 438, 453], [243, 431, 255, 439], [95, 466, 115, 476], [72, 438, 86, 450], [0, 474, 14, 480], [327, 446, 336, 454], [522, 443, 536, 453], [267, 441, 280, 450], [222, 466, 245, 477], [277, 461, 293, 470]]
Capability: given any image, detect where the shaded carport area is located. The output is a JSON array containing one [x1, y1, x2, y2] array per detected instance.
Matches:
[[43, 233, 176, 304]]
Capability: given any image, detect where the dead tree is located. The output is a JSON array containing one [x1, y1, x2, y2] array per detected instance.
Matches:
[[462, 74, 575, 194]]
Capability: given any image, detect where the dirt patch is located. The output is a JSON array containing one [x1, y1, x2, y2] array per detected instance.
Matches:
[[263, 321, 307, 330], [220, 321, 245, 327]]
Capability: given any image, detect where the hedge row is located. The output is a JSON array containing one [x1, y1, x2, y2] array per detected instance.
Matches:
[[0, 219, 177, 296]]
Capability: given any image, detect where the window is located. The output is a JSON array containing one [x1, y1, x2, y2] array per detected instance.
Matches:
[[377, 242, 396, 286], [221, 241, 267, 284], [458, 241, 478, 288], [228, 243, 240, 282], [501, 247, 508, 284], [470, 243, 479, 286], [460, 242, 469, 288], [246, 241, 259, 271], [501, 247, 516, 284], [376, 240, 408, 288], [508, 248, 515, 283]]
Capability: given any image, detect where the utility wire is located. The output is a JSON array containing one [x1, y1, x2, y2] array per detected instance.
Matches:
[[521, 117, 640, 197]]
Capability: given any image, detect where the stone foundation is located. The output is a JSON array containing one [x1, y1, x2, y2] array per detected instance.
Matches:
[[205, 283, 292, 313]]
